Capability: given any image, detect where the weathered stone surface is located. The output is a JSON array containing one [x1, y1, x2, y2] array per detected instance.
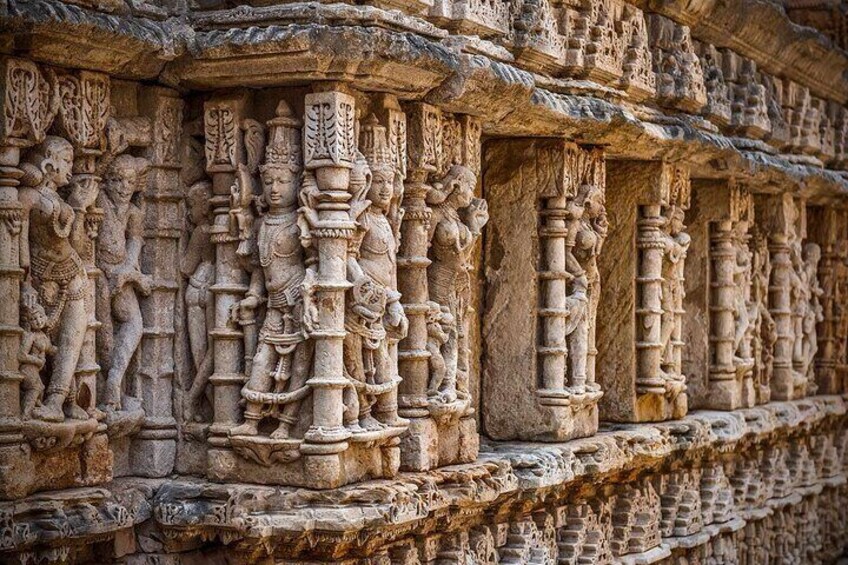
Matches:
[[2, 0, 848, 562]]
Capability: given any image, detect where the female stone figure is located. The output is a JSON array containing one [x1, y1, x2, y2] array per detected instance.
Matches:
[[97, 154, 152, 410], [660, 205, 690, 389], [342, 116, 408, 431], [181, 180, 215, 421], [568, 180, 608, 389], [229, 102, 313, 441], [425, 164, 488, 406], [733, 218, 755, 371], [18, 136, 94, 422]]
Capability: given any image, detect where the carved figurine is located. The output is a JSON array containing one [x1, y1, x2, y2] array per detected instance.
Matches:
[[97, 154, 152, 411], [660, 204, 690, 391], [734, 217, 755, 372], [426, 301, 453, 401], [230, 101, 313, 441], [182, 180, 215, 421], [802, 243, 824, 389], [340, 115, 408, 432], [425, 164, 488, 408], [18, 328, 55, 419], [569, 179, 608, 389], [18, 136, 93, 422], [752, 230, 776, 402]]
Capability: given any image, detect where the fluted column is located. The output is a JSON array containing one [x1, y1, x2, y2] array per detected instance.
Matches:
[[300, 89, 356, 472], [635, 203, 666, 397], [204, 93, 250, 448], [538, 195, 569, 393], [397, 104, 437, 420], [768, 230, 795, 400], [708, 220, 738, 402]]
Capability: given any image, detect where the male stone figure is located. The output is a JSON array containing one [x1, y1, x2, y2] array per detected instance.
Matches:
[[97, 154, 152, 410], [230, 101, 313, 440], [18, 136, 93, 422], [182, 180, 215, 421]]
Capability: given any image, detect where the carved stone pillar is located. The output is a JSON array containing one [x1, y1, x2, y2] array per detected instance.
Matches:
[[684, 180, 756, 409], [398, 103, 480, 470], [54, 71, 110, 416], [203, 92, 250, 452], [132, 87, 184, 476], [483, 139, 604, 441], [0, 57, 50, 499], [298, 89, 356, 479], [755, 193, 801, 401], [598, 161, 689, 422], [809, 205, 847, 394]]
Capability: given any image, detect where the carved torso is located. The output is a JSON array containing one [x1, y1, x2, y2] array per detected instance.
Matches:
[[21, 186, 81, 266], [357, 210, 397, 290], [258, 211, 305, 301]]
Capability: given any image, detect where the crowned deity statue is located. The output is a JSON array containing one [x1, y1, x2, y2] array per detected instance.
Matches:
[[229, 101, 313, 440], [425, 164, 488, 407], [339, 114, 408, 432], [18, 136, 94, 422]]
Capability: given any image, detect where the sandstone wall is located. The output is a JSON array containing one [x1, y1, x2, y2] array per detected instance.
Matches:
[[2, 0, 848, 563]]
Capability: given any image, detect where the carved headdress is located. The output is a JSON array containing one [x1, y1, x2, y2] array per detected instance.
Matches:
[[359, 114, 393, 180], [261, 100, 303, 174]]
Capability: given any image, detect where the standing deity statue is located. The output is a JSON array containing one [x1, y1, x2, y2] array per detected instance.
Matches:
[[751, 229, 775, 402], [18, 136, 93, 422], [229, 101, 313, 441], [733, 217, 755, 372], [97, 154, 152, 411], [182, 180, 215, 421], [18, 327, 55, 419], [340, 115, 408, 432], [660, 204, 690, 390], [567, 180, 608, 390], [802, 242, 824, 389], [425, 164, 488, 408]]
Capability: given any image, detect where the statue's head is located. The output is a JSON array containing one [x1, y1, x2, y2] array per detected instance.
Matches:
[[428, 165, 476, 208], [805, 242, 822, 267], [21, 136, 74, 190], [368, 165, 395, 211], [105, 155, 149, 203], [187, 181, 212, 226], [259, 164, 300, 211]]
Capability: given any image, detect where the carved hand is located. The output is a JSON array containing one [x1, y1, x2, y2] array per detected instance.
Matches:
[[231, 295, 260, 325], [466, 198, 489, 234], [68, 177, 99, 210]]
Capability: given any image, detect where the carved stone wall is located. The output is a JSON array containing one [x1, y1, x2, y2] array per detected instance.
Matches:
[[2, 0, 848, 563]]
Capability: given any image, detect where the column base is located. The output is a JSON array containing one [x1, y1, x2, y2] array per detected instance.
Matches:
[[0, 430, 112, 500], [399, 415, 478, 471], [131, 437, 176, 478], [634, 391, 688, 423], [176, 423, 209, 475], [704, 375, 756, 410], [208, 432, 402, 488]]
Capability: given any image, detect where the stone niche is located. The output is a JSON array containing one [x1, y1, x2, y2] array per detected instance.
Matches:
[[683, 180, 761, 410], [597, 160, 691, 422], [0, 57, 181, 499], [186, 90, 485, 487], [482, 138, 605, 441]]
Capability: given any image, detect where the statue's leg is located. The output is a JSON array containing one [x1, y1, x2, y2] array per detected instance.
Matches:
[[34, 296, 86, 422], [371, 340, 398, 427], [343, 333, 364, 431], [20, 367, 44, 419], [185, 283, 209, 373], [274, 339, 313, 439], [103, 286, 143, 410], [231, 340, 277, 436]]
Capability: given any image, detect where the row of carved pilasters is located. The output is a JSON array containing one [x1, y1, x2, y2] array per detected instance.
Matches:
[[482, 139, 604, 441]]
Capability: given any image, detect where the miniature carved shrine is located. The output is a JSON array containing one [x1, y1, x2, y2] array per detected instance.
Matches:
[[2, 0, 848, 562]]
